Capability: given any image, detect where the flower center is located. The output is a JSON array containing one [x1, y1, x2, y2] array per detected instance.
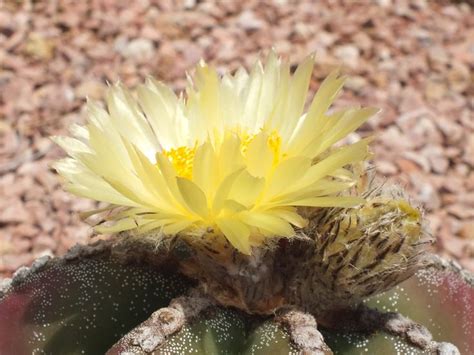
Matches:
[[162, 145, 196, 179], [162, 130, 283, 179]]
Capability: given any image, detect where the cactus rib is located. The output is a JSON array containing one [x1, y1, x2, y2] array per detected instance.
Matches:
[[107, 289, 213, 353], [321, 304, 460, 354], [275, 308, 333, 354]]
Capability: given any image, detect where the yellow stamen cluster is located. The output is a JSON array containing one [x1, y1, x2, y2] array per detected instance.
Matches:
[[162, 146, 196, 180]]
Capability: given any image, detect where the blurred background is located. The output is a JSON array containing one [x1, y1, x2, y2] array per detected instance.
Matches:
[[0, 0, 472, 277]]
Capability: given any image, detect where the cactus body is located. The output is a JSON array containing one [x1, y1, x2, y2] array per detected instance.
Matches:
[[0, 245, 472, 354]]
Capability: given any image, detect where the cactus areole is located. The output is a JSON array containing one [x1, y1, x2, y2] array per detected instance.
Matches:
[[3, 52, 469, 353]]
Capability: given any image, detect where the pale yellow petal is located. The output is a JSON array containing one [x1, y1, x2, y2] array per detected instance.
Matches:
[[289, 196, 364, 207], [265, 156, 312, 199], [278, 55, 314, 143], [254, 51, 280, 129], [269, 207, 308, 228], [176, 177, 209, 218], [51, 136, 90, 158], [103, 176, 155, 207], [240, 212, 295, 237], [294, 138, 370, 191], [245, 132, 273, 177], [222, 199, 247, 213], [65, 184, 135, 207], [216, 217, 251, 254], [270, 180, 356, 206], [231, 66, 250, 93], [137, 219, 176, 234], [287, 70, 345, 154], [190, 62, 221, 140], [155, 153, 187, 206], [219, 75, 243, 128], [241, 60, 264, 131], [137, 81, 178, 148], [228, 170, 265, 207], [265, 61, 291, 135], [212, 168, 245, 213], [69, 123, 89, 142], [126, 142, 181, 212], [163, 220, 193, 235], [329, 167, 355, 181], [302, 107, 378, 158], [192, 141, 217, 197], [106, 85, 160, 160], [217, 133, 244, 178], [53, 158, 135, 206]]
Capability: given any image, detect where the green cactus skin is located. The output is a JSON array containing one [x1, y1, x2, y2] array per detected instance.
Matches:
[[154, 308, 249, 355], [0, 252, 191, 354], [153, 307, 299, 355], [114, 265, 471, 354], [106, 304, 306, 355], [0, 247, 472, 354], [323, 265, 474, 354]]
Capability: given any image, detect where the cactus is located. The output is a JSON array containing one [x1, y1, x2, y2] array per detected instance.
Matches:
[[1, 53, 472, 353], [0, 245, 472, 354]]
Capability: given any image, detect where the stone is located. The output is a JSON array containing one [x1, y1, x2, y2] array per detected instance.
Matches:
[[462, 135, 474, 167], [352, 32, 372, 52], [425, 79, 447, 100], [345, 76, 368, 93], [435, 117, 464, 145], [396, 158, 420, 174], [75, 80, 106, 100], [402, 151, 431, 173], [459, 222, 474, 240], [376, 160, 398, 175], [447, 204, 474, 219], [236, 10, 265, 31], [333, 45, 360, 68], [24, 33, 55, 60], [117, 38, 154, 62], [447, 62, 470, 93], [428, 46, 450, 66], [409, 173, 441, 210], [421, 145, 449, 174], [0, 199, 30, 224]]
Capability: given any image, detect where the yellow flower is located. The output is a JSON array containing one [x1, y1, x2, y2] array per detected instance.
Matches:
[[53, 52, 378, 254]]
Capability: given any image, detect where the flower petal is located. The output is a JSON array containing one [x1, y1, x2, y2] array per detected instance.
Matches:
[[289, 196, 364, 207], [176, 177, 209, 218], [228, 170, 265, 208], [216, 217, 251, 254], [240, 211, 295, 237], [245, 132, 273, 177]]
